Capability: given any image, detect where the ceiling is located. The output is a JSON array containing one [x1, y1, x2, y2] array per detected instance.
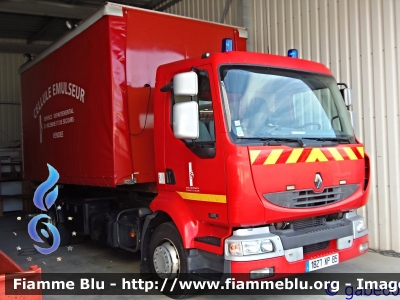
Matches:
[[0, 0, 181, 54]]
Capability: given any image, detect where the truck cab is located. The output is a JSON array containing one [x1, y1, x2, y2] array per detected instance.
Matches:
[[146, 50, 370, 280], [19, 3, 370, 295]]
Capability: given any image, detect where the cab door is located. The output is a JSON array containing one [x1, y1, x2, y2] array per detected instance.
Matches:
[[163, 65, 227, 225]]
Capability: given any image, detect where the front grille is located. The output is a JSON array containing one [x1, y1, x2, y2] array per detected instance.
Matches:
[[264, 184, 359, 208], [303, 241, 330, 254], [296, 187, 338, 207], [292, 217, 326, 231]]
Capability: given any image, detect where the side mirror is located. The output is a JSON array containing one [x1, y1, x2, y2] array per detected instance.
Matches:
[[341, 87, 355, 128], [173, 72, 198, 96], [173, 101, 199, 139], [342, 88, 353, 110]]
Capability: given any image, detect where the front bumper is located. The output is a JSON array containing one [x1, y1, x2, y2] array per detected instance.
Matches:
[[187, 213, 368, 276], [222, 211, 369, 278], [229, 234, 368, 276]]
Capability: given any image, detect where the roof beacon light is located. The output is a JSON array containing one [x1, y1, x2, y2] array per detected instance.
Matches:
[[288, 49, 298, 58], [222, 38, 233, 52]]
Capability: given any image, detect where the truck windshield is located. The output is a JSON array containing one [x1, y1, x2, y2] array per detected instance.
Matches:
[[219, 66, 355, 145]]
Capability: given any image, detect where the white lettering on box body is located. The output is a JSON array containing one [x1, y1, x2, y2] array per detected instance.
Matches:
[[33, 83, 85, 118], [53, 131, 63, 138]]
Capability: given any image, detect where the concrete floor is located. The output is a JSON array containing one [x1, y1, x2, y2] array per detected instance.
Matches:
[[0, 211, 399, 300]]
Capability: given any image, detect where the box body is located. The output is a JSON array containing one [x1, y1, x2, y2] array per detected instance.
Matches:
[[20, 4, 246, 187]]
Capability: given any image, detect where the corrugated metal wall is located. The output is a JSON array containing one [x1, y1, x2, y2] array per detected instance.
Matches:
[[261, 0, 400, 253], [158, 0, 243, 26], [158, 0, 400, 252], [0, 39, 25, 143]]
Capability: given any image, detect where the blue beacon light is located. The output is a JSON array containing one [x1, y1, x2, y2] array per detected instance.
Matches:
[[288, 49, 298, 58], [222, 38, 233, 52]]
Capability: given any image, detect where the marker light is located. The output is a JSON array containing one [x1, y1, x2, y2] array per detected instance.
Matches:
[[228, 242, 242, 256], [222, 38, 233, 52], [288, 49, 298, 58], [356, 220, 366, 233], [286, 185, 295, 191]]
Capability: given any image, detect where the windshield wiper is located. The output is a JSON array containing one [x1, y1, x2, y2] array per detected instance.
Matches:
[[304, 137, 351, 144], [237, 137, 305, 147]]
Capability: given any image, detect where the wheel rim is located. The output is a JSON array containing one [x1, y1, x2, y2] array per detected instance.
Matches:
[[153, 239, 180, 279]]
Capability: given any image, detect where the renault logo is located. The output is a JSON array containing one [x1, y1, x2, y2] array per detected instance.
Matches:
[[314, 173, 323, 189]]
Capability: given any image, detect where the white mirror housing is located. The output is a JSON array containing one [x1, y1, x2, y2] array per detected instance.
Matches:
[[342, 88, 353, 109], [173, 72, 198, 96], [342, 88, 355, 128], [173, 101, 199, 139]]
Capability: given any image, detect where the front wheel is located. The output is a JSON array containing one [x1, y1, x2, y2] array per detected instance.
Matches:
[[149, 222, 194, 298]]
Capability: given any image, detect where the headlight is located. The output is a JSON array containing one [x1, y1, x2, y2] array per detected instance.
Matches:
[[228, 239, 274, 256], [242, 241, 260, 255], [356, 220, 366, 233], [260, 240, 274, 252]]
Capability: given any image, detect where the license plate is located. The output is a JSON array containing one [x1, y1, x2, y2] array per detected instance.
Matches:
[[306, 253, 339, 272]]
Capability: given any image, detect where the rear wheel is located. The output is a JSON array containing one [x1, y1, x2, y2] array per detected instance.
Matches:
[[149, 222, 194, 298]]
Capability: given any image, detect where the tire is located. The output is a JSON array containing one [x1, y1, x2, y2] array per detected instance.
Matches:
[[149, 222, 195, 298], [45, 208, 71, 247]]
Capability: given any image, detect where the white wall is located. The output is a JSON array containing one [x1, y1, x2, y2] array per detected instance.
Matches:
[[261, 0, 400, 253]]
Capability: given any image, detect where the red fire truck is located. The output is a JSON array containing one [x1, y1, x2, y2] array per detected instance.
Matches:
[[20, 2, 370, 294]]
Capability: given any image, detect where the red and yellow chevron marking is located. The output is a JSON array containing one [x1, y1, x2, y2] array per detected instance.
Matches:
[[249, 146, 364, 165]]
